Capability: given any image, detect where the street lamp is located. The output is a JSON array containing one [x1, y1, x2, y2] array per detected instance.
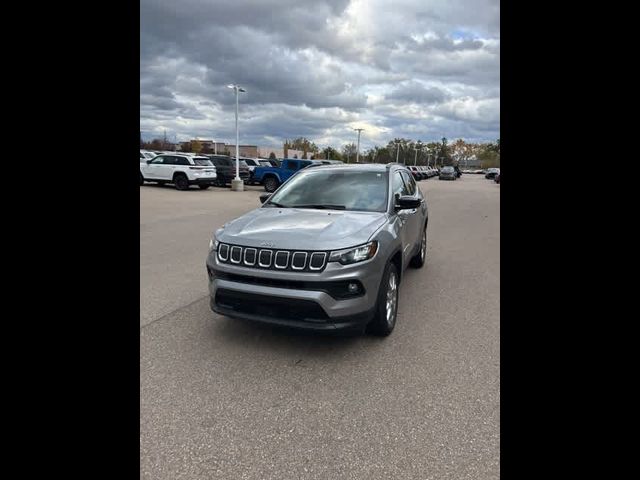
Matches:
[[395, 141, 401, 163], [413, 145, 421, 166], [354, 128, 364, 163], [227, 84, 246, 191]]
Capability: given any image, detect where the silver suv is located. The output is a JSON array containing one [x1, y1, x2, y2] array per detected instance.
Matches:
[[206, 163, 428, 336]]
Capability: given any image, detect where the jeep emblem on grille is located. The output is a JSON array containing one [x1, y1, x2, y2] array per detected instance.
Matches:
[[260, 241, 275, 248]]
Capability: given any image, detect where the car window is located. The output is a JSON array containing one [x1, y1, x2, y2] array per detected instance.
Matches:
[[267, 170, 389, 212], [174, 157, 190, 166], [285, 161, 297, 170], [140, 153, 145, 159], [400, 171, 417, 195], [193, 158, 213, 166], [392, 171, 410, 197], [149, 156, 165, 164]]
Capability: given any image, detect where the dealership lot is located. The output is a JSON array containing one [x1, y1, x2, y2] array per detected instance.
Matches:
[[140, 175, 500, 479]]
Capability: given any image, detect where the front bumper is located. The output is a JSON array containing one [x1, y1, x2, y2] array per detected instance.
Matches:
[[206, 250, 384, 330]]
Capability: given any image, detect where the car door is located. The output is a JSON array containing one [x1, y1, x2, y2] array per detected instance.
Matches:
[[399, 170, 422, 259], [155, 155, 177, 180], [144, 155, 165, 179], [391, 171, 416, 266]]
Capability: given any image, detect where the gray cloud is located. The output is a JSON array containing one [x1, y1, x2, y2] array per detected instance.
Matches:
[[141, 0, 500, 147]]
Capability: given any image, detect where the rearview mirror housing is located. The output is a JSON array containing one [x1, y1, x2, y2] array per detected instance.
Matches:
[[395, 195, 421, 210]]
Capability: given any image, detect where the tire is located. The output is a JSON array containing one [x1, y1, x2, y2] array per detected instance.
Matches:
[[198, 184, 210, 190], [139, 173, 144, 186], [367, 262, 399, 336], [410, 227, 427, 268], [216, 176, 226, 187], [174, 174, 189, 190], [264, 177, 279, 193]]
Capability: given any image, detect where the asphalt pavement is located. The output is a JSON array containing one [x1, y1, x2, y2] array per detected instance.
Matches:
[[140, 174, 500, 479]]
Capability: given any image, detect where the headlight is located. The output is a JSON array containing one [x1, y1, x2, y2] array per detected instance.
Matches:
[[209, 235, 219, 252], [329, 241, 378, 265]]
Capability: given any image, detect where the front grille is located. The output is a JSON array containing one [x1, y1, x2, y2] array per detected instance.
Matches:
[[215, 288, 329, 322], [212, 270, 365, 299], [217, 244, 328, 272]]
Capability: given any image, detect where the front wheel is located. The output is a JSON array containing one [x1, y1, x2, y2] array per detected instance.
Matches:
[[198, 184, 210, 190], [367, 262, 399, 336], [264, 177, 279, 192]]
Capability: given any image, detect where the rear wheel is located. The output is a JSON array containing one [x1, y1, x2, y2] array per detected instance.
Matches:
[[367, 262, 399, 336], [198, 184, 210, 190], [264, 177, 279, 192], [174, 174, 189, 190]]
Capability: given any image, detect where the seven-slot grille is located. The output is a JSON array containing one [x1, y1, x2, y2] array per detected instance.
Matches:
[[217, 244, 327, 272]]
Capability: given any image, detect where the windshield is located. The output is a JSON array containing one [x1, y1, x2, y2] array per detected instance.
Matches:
[[267, 170, 389, 212], [442, 166, 454, 172], [193, 158, 213, 166]]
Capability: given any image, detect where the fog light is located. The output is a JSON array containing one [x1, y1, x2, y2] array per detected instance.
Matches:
[[347, 283, 359, 294]]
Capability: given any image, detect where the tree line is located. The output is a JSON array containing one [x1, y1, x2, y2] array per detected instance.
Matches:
[[141, 135, 500, 168]]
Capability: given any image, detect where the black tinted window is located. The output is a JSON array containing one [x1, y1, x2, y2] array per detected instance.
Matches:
[[174, 157, 190, 166], [285, 161, 297, 170], [193, 158, 213, 166], [150, 156, 165, 164]]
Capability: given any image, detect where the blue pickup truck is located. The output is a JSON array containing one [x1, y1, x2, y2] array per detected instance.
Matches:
[[253, 158, 320, 192]]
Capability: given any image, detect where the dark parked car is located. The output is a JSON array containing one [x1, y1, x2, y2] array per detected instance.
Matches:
[[206, 155, 251, 186], [485, 168, 500, 179], [206, 163, 428, 336], [439, 166, 457, 180]]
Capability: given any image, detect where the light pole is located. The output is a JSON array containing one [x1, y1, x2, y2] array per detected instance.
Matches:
[[354, 128, 364, 163], [413, 145, 420, 166], [227, 84, 246, 191], [395, 141, 401, 163]]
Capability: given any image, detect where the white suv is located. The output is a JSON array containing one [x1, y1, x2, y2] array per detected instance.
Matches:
[[140, 154, 217, 190]]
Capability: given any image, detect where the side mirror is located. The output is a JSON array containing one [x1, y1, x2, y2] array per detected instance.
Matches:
[[395, 195, 421, 210], [259, 193, 271, 204]]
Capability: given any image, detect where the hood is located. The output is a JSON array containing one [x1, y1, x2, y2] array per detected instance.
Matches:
[[216, 207, 388, 250]]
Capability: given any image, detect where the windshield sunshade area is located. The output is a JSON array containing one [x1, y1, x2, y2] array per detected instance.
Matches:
[[268, 170, 389, 212]]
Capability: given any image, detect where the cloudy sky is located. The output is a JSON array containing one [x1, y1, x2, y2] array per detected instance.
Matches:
[[140, 0, 499, 150]]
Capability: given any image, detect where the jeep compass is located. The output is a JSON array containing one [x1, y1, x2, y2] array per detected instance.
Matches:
[[206, 163, 428, 336]]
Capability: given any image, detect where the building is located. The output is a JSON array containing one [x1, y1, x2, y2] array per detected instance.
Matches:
[[257, 146, 306, 159], [226, 145, 259, 158]]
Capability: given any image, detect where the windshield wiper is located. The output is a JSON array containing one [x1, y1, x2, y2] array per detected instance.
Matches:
[[291, 204, 346, 210], [266, 201, 289, 208]]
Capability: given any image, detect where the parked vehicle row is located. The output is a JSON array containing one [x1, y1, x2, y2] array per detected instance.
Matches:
[[408, 166, 439, 181]]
